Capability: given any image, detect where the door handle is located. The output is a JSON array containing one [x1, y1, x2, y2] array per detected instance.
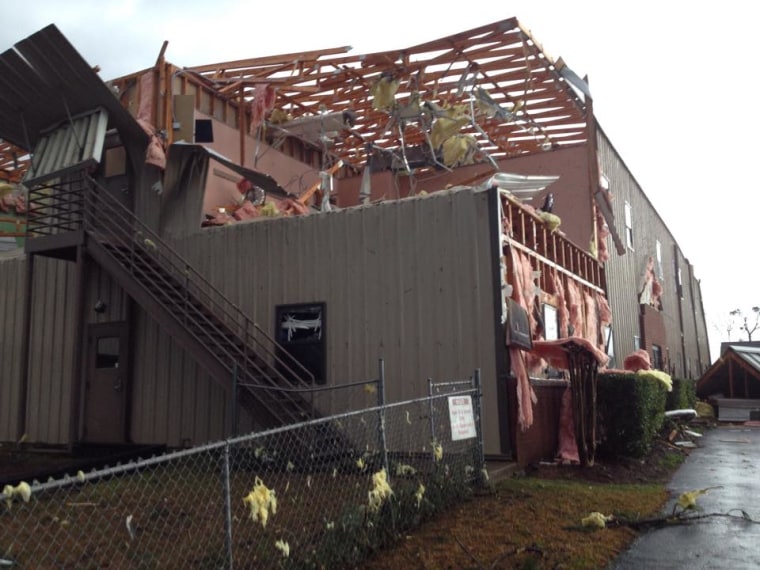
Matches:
[[114, 378, 123, 392]]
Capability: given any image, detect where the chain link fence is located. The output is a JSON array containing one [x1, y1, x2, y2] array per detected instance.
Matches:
[[1, 371, 486, 568]]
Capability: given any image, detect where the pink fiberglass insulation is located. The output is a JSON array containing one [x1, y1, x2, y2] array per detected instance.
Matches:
[[623, 349, 651, 372], [595, 292, 612, 329], [557, 386, 579, 464], [595, 210, 610, 262], [249, 85, 277, 134], [136, 72, 154, 124], [531, 337, 609, 370], [639, 256, 663, 309], [511, 345, 536, 431], [531, 338, 609, 464], [509, 247, 538, 431], [566, 279, 583, 339], [232, 200, 259, 221], [134, 73, 166, 169]]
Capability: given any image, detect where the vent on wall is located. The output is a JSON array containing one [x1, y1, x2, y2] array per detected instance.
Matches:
[[505, 298, 533, 351], [194, 119, 213, 143]]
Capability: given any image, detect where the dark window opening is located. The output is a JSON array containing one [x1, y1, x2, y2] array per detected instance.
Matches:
[[275, 303, 326, 384], [652, 344, 663, 371]]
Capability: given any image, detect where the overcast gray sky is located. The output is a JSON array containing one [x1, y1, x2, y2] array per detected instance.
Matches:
[[3, 0, 756, 359]]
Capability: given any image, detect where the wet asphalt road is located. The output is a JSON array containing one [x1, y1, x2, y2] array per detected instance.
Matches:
[[611, 425, 760, 569]]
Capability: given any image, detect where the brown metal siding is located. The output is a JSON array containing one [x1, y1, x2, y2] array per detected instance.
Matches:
[[24, 257, 78, 444], [129, 315, 229, 447], [512, 382, 565, 467], [0, 256, 26, 440], [0, 256, 127, 444], [130, 188, 503, 452], [84, 263, 129, 324], [681, 255, 711, 374], [597, 129, 709, 378], [596, 134, 643, 366]]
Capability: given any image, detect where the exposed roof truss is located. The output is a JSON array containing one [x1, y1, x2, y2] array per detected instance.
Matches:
[[182, 18, 589, 173]]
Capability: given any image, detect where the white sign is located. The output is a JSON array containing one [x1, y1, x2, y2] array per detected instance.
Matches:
[[448, 395, 477, 441]]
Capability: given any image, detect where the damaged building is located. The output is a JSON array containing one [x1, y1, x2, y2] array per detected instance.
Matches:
[[0, 19, 710, 466]]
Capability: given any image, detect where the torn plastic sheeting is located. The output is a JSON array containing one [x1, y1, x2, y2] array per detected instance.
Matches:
[[281, 314, 322, 341], [487, 171, 560, 193]]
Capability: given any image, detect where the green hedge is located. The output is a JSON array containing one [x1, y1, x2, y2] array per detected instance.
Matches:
[[666, 377, 696, 410], [597, 372, 668, 459]]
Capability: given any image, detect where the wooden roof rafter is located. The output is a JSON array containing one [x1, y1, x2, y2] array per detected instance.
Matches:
[[172, 18, 590, 171]]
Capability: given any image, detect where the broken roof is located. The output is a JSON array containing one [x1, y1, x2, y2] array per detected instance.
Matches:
[[0, 24, 146, 152], [181, 18, 590, 172], [0, 141, 29, 183]]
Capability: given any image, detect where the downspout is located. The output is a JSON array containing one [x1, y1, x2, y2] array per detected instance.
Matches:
[[487, 186, 512, 457], [584, 85, 600, 261], [675, 249, 689, 378], [687, 263, 706, 370], [17, 253, 34, 441], [68, 244, 88, 450]]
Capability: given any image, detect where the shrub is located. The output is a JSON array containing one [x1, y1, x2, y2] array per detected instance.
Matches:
[[597, 372, 667, 459], [666, 377, 696, 410]]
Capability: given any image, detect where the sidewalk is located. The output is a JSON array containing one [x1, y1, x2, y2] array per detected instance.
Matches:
[[611, 425, 760, 569]]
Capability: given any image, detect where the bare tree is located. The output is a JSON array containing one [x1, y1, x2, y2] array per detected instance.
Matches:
[[729, 307, 760, 341]]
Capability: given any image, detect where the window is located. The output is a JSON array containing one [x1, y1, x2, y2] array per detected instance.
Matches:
[[633, 335, 640, 351], [624, 201, 634, 250], [677, 268, 684, 299], [543, 304, 558, 341], [275, 303, 326, 384], [651, 344, 663, 370], [603, 326, 614, 356], [604, 325, 615, 368], [96, 337, 120, 369], [655, 240, 664, 280]]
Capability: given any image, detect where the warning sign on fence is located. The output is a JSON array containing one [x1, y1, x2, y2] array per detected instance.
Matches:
[[448, 395, 476, 441]]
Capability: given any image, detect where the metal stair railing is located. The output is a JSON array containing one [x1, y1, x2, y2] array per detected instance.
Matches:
[[77, 175, 317, 424], [26, 174, 87, 237]]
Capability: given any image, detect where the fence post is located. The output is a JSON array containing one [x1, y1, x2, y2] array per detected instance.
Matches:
[[427, 378, 436, 465], [377, 358, 389, 478], [473, 368, 486, 485], [223, 442, 234, 569], [230, 364, 238, 438]]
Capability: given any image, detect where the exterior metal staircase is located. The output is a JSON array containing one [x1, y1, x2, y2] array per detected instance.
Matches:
[[26, 171, 328, 437]]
